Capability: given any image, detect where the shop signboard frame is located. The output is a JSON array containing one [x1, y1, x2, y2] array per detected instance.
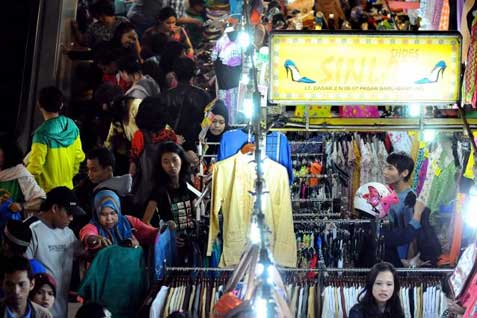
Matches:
[[269, 31, 462, 105]]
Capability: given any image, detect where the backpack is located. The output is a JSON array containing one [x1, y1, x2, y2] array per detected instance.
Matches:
[[131, 131, 162, 213]]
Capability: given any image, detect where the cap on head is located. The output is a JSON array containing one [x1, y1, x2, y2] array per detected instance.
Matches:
[[41, 187, 86, 217]]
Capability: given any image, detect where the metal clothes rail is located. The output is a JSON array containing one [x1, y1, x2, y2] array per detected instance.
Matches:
[[165, 267, 454, 274]]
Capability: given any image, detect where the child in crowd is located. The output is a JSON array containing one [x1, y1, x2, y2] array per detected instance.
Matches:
[[383, 152, 416, 261], [30, 273, 57, 311]]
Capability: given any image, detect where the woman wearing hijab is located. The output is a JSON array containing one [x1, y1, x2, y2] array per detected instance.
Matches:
[[203, 100, 229, 164], [79, 189, 157, 258]]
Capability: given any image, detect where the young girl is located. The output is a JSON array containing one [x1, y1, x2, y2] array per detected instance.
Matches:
[[143, 142, 195, 229], [349, 262, 404, 318], [29, 273, 56, 311]]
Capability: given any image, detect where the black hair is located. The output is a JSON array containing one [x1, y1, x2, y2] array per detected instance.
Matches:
[[356, 262, 404, 318], [38, 86, 64, 113], [92, 41, 120, 66], [156, 142, 191, 186], [386, 152, 415, 182], [135, 97, 169, 131], [3, 220, 32, 255], [75, 302, 110, 318], [0, 139, 24, 169], [189, 0, 205, 8], [150, 32, 169, 55], [3, 256, 33, 281], [90, 0, 115, 19], [159, 41, 186, 75], [87, 147, 115, 170], [111, 21, 136, 45], [118, 56, 142, 75], [157, 7, 177, 22], [109, 96, 136, 123], [94, 83, 123, 106], [172, 57, 195, 83]]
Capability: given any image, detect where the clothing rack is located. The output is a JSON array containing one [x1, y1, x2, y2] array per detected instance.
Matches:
[[292, 213, 342, 218], [293, 219, 376, 224], [164, 266, 454, 274]]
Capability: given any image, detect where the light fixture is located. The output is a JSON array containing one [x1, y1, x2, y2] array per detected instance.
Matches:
[[238, 31, 251, 48], [249, 221, 261, 244], [408, 104, 421, 117], [254, 297, 268, 317], [243, 98, 254, 119], [241, 73, 250, 85], [255, 263, 264, 276], [464, 184, 477, 228], [423, 129, 436, 142]]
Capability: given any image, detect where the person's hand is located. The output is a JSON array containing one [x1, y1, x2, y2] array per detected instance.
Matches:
[[130, 236, 140, 248], [129, 162, 137, 176], [160, 220, 177, 233], [9, 202, 23, 212], [413, 199, 426, 219], [447, 300, 465, 314], [86, 235, 111, 248], [176, 135, 185, 145], [186, 150, 200, 167]]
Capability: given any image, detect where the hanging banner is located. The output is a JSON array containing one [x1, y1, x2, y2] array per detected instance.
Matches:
[[269, 31, 462, 105]]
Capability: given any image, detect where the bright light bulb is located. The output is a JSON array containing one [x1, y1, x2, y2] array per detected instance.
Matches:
[[244, 98, 254, 119], [423, 129, 436, 142], [254, 297, 268, 317], [255, 263, 264, 276], [238, 31, 251, 48], [408, 104, 421, 117], [241, 73, 250, 85], [250, 222, 261, 244], [464, 185, 477, 228]]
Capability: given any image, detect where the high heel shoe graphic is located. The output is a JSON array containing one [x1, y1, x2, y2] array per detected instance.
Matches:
[[284, 59, 316, 84], [414, 60, 447, 84]]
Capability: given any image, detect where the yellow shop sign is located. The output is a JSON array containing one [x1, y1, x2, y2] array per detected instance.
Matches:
[[269, 31, 462, 105]]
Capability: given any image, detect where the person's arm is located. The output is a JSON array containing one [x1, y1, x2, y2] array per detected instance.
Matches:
[[126, 215, 158, 245], [26, 142, 47, 182], [383, 200, 426, 247], [143, 200, 158, 225], [73, 136, 86, 175], [179, 27, 194, 56], [177, 16, 203, 26]]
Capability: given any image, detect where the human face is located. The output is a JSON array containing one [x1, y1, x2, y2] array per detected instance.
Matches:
[[383, 163, 407, 186], [31, 284, 55, 309], [53, 205, 73, 229], [87, 158, 112, 184], [3, 271, 34, 308], [120, 29, 137, 48], [99, 207, 118, 229], [161, 16, 177, 33], [372, 271, 395, 305], [210, 114, 226, 136], [161, 152, 182, 179]]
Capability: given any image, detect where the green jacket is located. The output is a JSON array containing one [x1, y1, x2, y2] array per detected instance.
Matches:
[[27, 116, 85, 192]]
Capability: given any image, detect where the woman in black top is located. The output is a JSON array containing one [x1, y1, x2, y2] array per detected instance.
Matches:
[[143, 142, 195, 228], [349, 262, 404, 318]]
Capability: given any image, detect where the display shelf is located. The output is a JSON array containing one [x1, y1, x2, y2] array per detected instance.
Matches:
[[271, 118, 477, 132]]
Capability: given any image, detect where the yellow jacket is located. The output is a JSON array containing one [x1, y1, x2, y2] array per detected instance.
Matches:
[[208, 152, 297, 267], [27, 116, 85, 192]]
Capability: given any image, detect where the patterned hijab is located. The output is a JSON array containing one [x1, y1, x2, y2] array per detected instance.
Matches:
[[91, 190, 132, 244]]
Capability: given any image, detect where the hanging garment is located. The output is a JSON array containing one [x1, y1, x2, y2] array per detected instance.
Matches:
[[218, 129, 294, 184], [207, 152, 297, 267], [463, 14, 477, 107], [78, 245, 147, 318]]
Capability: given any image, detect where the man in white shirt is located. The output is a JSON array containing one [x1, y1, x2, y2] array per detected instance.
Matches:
[[25, 187, 85, 318]]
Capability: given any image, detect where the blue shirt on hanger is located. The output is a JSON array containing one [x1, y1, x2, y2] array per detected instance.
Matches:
[[217, 129, 294, 184]]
